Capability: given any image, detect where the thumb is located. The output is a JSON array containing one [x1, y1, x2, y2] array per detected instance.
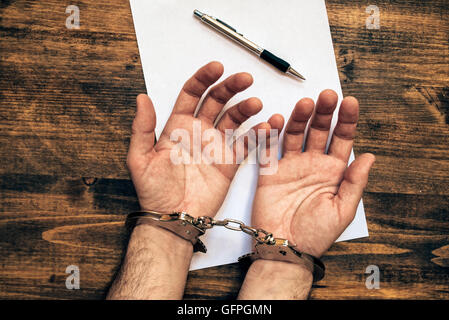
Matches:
[[127, 94, 157, 170], [336, 153, 375, 224]]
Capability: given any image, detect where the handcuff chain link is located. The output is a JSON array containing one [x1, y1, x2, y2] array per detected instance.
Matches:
[[192, 214, 275, 245]]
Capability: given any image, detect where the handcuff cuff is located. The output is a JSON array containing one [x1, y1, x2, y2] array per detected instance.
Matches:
[[126, 210, 325, 282]]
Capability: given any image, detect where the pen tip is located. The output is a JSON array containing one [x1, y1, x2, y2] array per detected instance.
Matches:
[[287, 67, 306, 81]]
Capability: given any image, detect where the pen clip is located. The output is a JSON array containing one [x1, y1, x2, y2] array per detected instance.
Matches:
[[216, 18, 243, 36]]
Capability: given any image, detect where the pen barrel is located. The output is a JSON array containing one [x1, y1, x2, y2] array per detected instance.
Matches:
[[199, 15, 263, 55], [260, 50, 290, 73]]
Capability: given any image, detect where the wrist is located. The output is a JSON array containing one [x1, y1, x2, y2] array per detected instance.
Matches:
[[130, 223, 194, 261], [238, 259, 313, 300], [107, 224, 193, 300], [246, 259, 313, 281]]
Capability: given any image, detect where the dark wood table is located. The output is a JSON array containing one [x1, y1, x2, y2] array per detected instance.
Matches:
[[1, 0, 448, 299]]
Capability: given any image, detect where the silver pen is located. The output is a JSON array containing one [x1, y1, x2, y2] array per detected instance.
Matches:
[[193, 9, 305, 80]]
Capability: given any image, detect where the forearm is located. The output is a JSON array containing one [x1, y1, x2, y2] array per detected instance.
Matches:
[[107, 224, 193, 300], [237, 260, 313, 300]]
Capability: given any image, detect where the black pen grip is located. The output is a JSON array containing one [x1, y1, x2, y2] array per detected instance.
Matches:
[[260, 49, 290, 72]]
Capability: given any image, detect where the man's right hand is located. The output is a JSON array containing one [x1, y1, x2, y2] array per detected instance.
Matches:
[[238, 89, 375, 300], [252, 89, 375, 258]]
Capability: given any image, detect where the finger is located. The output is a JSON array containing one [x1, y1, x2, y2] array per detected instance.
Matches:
[[216, 97, 262, 133], [268, 114, 284, 134], [172, 61, 224, 115], [128, 94, 157, 170], [266, 113, 284, 150], [335, 153, 376, 225], [233, 122, 271, 162], [197, 72, 253, 123], [262, 114, 284, 163], [282, 98, 314, 156], [247, 114, 284, 155], [304, 89, 338, 153], [328, 96, 359, 163]]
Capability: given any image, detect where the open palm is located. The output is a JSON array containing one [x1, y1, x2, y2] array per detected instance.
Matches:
[[252, 90, 375, 257], [127, 62, 275, 218]]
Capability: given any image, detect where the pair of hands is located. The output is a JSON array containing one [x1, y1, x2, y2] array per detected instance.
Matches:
[[127, 61, 375, 259]]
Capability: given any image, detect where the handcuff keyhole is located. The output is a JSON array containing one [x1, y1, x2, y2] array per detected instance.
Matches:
[[279, 250, 287, 256]]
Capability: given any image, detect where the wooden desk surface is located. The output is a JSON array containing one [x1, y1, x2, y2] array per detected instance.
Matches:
[[0, 0, 448, 299]]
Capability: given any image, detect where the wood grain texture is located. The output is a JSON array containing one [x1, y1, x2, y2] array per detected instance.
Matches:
[[0, 0, 448, 299]]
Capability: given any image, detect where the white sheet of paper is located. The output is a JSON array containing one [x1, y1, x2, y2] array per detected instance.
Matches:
[[130, 0, 369, 270]]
